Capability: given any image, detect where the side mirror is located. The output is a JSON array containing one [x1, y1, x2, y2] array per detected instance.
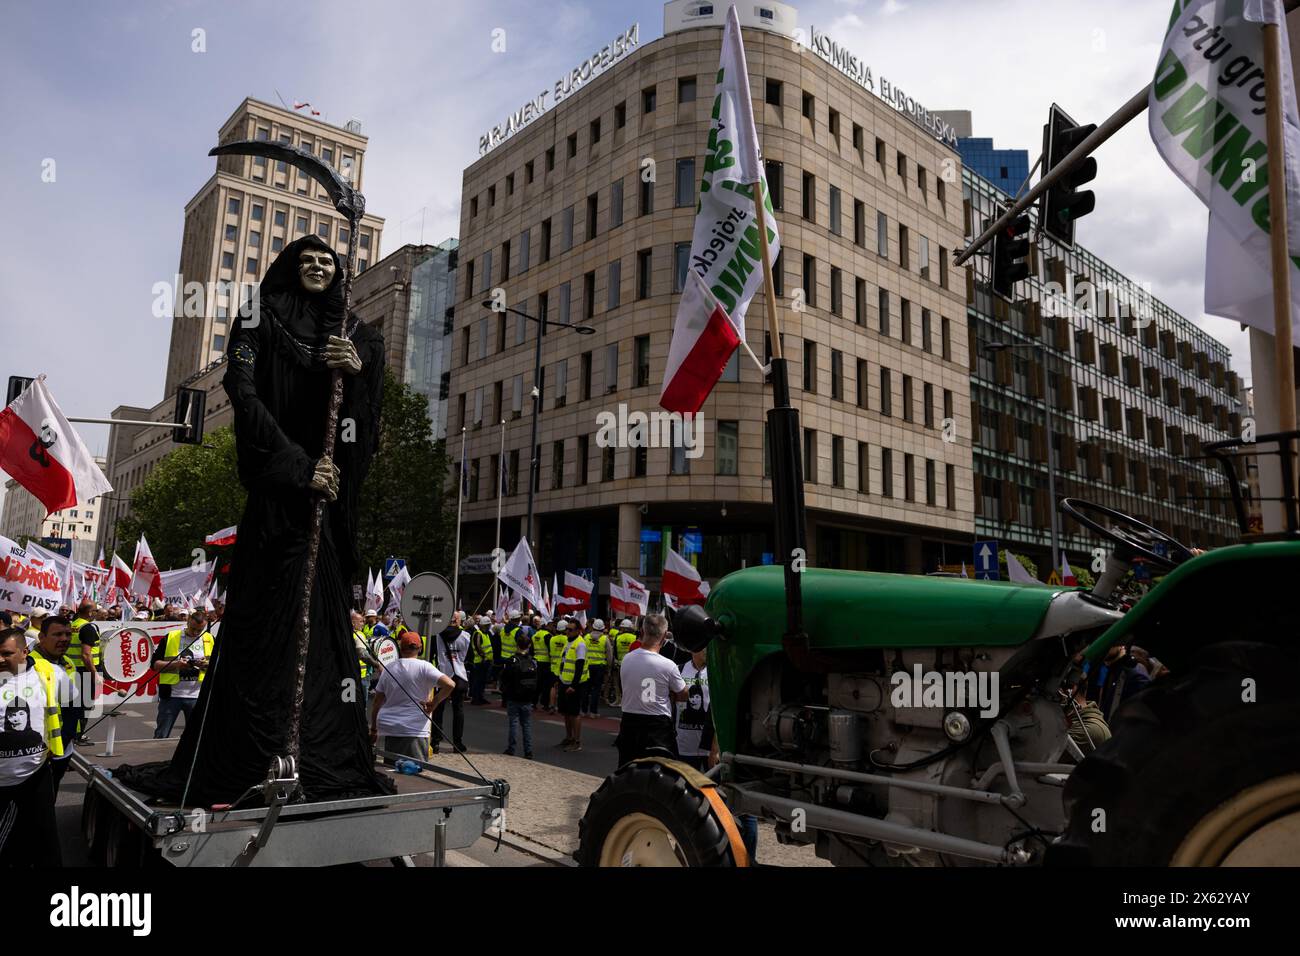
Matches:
[[672, 604, 722, 653]]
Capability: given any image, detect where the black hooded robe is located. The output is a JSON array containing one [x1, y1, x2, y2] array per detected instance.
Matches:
[[118, 236, 392, 806]]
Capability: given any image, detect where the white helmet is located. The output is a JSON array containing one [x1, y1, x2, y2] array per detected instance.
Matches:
[[478, 615, 491, 626], [619, 619, 633, 629], [592, 618, 606, 631]]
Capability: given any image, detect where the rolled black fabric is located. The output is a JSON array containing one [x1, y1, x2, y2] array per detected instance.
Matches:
[[614, 713, 678, 767], [117, 237, 392, 805]]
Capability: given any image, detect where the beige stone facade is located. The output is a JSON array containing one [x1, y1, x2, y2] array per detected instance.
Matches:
[[452, 23, 972, 601], [162, 98, 385, 396]]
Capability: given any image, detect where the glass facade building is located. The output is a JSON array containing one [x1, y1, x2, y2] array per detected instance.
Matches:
[[957, 137, 1029, 198], [963, 168, 1243, 569], [404, 239, 459, 440]]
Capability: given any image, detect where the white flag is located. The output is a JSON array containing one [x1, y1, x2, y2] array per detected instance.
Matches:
[[660, 5, 779, 413], [385, 564, 411, 614], [497, 538, 546, 614], [131, 534, 163, 600], [1005, 553, 1039, 584], [1150, 0, 1300, 340]]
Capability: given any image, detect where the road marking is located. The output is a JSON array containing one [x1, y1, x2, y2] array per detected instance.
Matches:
[[445, 849, 487, 867]]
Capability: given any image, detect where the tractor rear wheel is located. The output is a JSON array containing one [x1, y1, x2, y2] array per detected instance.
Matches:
[[575, 760, 746, 867], [1053, 642, 1300, 866]]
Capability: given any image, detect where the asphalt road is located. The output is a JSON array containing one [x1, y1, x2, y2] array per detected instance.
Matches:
[[56, 685, 622, 867]]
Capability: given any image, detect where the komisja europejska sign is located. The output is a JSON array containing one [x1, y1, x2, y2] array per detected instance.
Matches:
[[1149, 0, 1300, 324]]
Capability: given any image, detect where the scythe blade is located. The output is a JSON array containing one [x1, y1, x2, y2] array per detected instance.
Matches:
[[209, 140, 365, 222]]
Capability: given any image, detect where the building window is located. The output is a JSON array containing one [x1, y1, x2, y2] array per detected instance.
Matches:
[[855, 277, 868, 326], [830, 267, 842, 316], [577, 435, 590, 485], [526, 160, 535, 183], [615, 101, 627, 128], [584, 270, 596, 319], [224, 224, 237, 241], [942, 316, 952, 360], [541, 218, 552, 261], [922, 308, 932, 353], [250, 203, 264, 221], [501, 239, 511, 280], [590, 118, 601, 145], [670, 424, 690, 475], [903, 453, 915, 502], [831, 435, 844, 488], [901, 298, 911, 345], [674, 159, 697, 208], [471, 196, 479, 218], [586, 193, 599, 241], [642, 85, 657, 113], [880, 368, 892, 416], [611, 178, 624, 227], [924, 383, 935, 428], [558, 281, 571, 324], [853, 201, 865, 246], [875, 137, 886, 164], [213, 334, 225, 352], [637, 249, 652, 299], [546, 146, 555, 171], [803, 340, 817, 393], [828, 186, 841, 235], [765, 78, 782, 106], [606, 343, 619, 393], [902, 375, 914, 422], [552, 440, 565, 488], [634, 445, 648, 478], [803, 428, 818, 483], [878, 288, 889, 335], [801, 90, 814, 120], [925, 459, 936, 506], [716, 421, 739, 476], [674, 242, 691, 293], [939, 247, 949, 288], [876, 211, 888, 257], [898, 224, 909, 269], [567, 132, 577, 158], [602, 445, 616, 482], [562, 206, 574, 251], [296, 216, 307, 233], [897, 151, 907, 180], [608, 259, 621, 309], [802, 255, 816, 308], [919, 235, 930, 280], [828, 108, 841, 144], [519, 228, 531, 272], [678, 77, 697, 103], [856, 359, 869, 408], [831, 349, 843, 400], [635, 335, 650, 387], [802, 171, 816, 221], [227, 197, 241, 215], [858, 442, 870, 494], [946, 464, 956, 511], [246, 257, 258, 274], [488, 186, 496, 208], [581, 350, 593, 401], [640, 174, 654, 215]]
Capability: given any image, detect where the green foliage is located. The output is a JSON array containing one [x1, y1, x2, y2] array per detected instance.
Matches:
[[355, 368, 455, 583], [1073, 565, 1095, 589], [115, 426, 245, 569]]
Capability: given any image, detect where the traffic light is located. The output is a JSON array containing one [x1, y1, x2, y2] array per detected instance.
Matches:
[[173, 386, 206, 444], [1040, 104, 1097, 246], [6, 376, 33, 406], [991, 214, 1031, 299]]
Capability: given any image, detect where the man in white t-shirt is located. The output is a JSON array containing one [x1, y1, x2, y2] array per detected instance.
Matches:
[[369, 632, 455, 763], [616, 614, 687, 767]]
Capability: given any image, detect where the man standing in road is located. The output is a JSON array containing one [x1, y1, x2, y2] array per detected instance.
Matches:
[[468, 615, 494, 705], [581, 620, 611, 719], [370, 632, 455, 763], [615, 615, 687, 767], [27, 617, 78, 793], [432, 612, 470, 754], [68, 599, 100, 744], [499, 633, 537, 759], [0, 627, 64, 866], [151, 609, 214, 739], [555, 618, 588, 752], [611, 619, 637, 706]]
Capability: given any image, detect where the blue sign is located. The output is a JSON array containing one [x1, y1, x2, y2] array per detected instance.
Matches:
[[761, 552, 774, 565], [39, 537, 72, 558], [383, 557, 406, 581], [576, 567, 593, 582], [974, 540, 999, 581], [681, 531, 703, 554], [639, 529, 662, 543], [1151, 540, 1169, 560]]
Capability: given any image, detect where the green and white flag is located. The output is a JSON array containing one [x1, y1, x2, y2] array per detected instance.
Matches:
[[1150, 0, 1300, 338]]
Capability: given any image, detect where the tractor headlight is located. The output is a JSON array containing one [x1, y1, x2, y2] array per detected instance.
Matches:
[[943, 711, 972, 743]]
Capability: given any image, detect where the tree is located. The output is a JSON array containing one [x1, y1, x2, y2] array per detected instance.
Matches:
[[115, 426, 245, 569], [355, 368, 455, 585]]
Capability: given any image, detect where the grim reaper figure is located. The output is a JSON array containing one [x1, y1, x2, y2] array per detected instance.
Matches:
[[119, 236, 391, 805]]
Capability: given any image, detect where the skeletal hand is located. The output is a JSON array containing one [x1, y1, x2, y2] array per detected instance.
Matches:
[[324, 335, 362, 375], [310, 457, 340, 501]]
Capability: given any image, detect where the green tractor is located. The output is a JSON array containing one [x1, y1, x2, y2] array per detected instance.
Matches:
[[576, 431, 1300, 867]]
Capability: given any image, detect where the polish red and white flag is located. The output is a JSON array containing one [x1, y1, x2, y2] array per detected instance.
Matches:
[[205, 525, 238, 547], [131, 534, 165, 600], [0, 375, 111, 516], [609, 583, 636, 618], [111, 552, 133, 590], [1061, 555, 1078, 587], [619, 571, 649, 615], [555, 571, 593, 613], [661, 548, 708, 609]]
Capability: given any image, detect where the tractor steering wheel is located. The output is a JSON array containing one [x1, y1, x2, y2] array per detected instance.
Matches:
[[1058, 498, 1195, 572]]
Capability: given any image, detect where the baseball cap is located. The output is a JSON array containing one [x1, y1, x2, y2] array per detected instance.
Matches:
[[400, 632, 423, 650]]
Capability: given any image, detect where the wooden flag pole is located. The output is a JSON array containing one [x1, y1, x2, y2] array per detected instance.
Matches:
[[753, 178, 782, 361], [1263, 20, 1299, 502]]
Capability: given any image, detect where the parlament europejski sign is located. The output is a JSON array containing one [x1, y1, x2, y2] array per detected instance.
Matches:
[[806, 25, 959, 149], [478, 24, 640, 156]]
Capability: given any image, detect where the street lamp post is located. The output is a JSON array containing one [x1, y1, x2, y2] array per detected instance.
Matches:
[[480, 300, 595, 549], [986, 340, 1061, 576]]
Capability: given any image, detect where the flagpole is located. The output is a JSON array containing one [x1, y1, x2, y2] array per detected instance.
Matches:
[[752, 175, 807, 647], [494, 418, 505, 611], [453, 426, 466, 609], [1263, 20, 1300, 507]]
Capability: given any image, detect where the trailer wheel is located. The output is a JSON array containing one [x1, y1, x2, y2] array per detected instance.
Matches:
[[81, 787, 110, 865], [575, 760, 747, 867], [1053, 642, 1300, 866], [104, 810, 146, 868]]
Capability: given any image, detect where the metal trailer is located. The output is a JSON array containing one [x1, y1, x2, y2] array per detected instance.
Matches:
[[72, 739, 510, 867]]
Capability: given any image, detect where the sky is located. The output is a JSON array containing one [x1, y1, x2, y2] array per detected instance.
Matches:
[[0, 0, 1252, 510]]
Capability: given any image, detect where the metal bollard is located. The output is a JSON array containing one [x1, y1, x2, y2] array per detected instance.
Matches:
[[433, 816, 447, 868], [99, 713, 118, 757]]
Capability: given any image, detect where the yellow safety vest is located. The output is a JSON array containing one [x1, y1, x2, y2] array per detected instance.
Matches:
[[30, 645, 76, 683], [29, 657, 65, 758], [549, 632, 569, 676], [158, 629, 214, 685], [471, 628, 493, 664], [352, 630, 370, 678], [70, 617, 101, 668], [585, 632, 608, 667], [533, 629, 551, 664], [615, 631, 637, 663], [558, 636, 589, 684], [500, 626, 518, 660]]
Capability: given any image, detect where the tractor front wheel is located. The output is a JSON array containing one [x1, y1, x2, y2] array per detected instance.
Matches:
[[575, 760, 748, 867]]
